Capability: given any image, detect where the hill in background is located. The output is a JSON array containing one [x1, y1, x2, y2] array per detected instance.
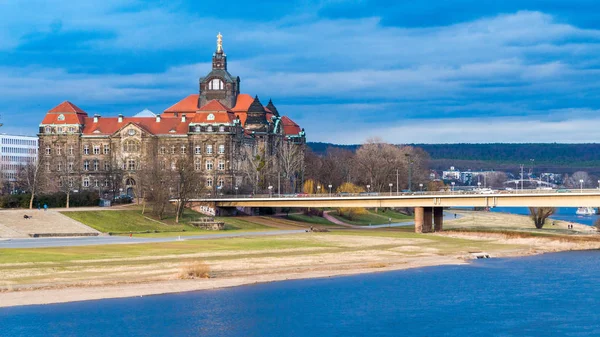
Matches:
[[307, 142, 600, 175]]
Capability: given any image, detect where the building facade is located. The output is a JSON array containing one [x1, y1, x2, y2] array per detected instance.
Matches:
[[0, 134, 38, 187], [38, 34, 305, 197]]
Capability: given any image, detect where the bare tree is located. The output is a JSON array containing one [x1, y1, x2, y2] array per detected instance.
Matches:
[[565, 171, 592, 189], [528, 207, 556, 229], [276, 140, 305, 194], [173, 155, 204, 223], [139, 155, 172, 220], [354, 138, 404, 192], [16, 156, 48, 209]]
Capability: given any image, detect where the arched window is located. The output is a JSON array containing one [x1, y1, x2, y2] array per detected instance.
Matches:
[[207, 177, 213, 187], [217, 178, 224, 187], [194, 125, 201, 132], [45, 126, 52, 133], [208, 78, 224, 90]]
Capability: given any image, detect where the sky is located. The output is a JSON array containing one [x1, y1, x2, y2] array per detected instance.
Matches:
[[2, 0, 600, 144]]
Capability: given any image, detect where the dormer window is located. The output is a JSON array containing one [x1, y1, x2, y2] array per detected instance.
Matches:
[[194, 125, 201, 132], [207, 126, 213, 132], [57, 114, 65, 121], [208, 78, 223, 90], [45, 126, 52, 133], [207, 114, 215, 121]]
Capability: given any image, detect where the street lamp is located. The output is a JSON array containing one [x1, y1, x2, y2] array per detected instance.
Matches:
[[597, 180, 600, 189], [328, 184, 332, 197], [366, 184, 370, 194], [389, 183, 393, 196], [451, 182, 455, 193], [419, 183, 423, 192], [514, 181, 518, 192], [268, 185, 273, 197], [477, 182, 481, 190], [235, 186, 238, 198], [579, 179, 584, 192], [405, 153, 413, 191], [317, 185, 321, 195]]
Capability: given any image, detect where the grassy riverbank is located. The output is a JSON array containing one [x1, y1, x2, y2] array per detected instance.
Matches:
[[1, 210, 599, 307]]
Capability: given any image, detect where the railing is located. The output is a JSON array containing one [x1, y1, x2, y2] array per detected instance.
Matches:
[[193, 188, 600, 200]]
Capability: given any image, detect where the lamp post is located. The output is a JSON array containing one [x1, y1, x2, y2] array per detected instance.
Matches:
[[405, 153, 413, 191], [328, 184, 332, 197], [419, 183, 423, 192], [514, 181, 518, 193], [477, 182, 481, 190], [597, 180, 600, 190], [451, 181, 455, 193], [235, 186, 238, 198], [520, 164, 524, 190], [389, 183, 393, 196], [579, 179, 584, 192], [366, 184, 370, 194], [268, 185, 273, 198], [317, 185, 321, 195]]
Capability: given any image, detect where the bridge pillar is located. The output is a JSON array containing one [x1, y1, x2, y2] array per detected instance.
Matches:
[[414, 207, 433, 233], [433, 207, 443, 232]]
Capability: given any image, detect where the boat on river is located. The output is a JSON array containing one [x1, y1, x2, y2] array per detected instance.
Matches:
[[576, 207, 597, 216]]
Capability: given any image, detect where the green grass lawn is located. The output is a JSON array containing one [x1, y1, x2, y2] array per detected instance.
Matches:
[[62, 209, 272, 235], [369, 209, 413, 221], [284, 214, 337, 226], [331, 210, 413, 226]]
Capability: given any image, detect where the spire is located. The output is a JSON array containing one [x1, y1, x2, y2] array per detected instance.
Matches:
[[266, 98, 280, 117], [216, 32, 223, 54]]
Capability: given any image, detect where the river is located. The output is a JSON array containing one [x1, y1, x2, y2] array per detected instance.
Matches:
[[1, 251, 600, 336], [491, 207, 599, 226]]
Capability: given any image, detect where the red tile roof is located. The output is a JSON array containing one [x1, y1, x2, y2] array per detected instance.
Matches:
[[48, 101, 87, 114], [231, 93, 254, 112], [198, 99, 232, 112], [281, 116, 302, 135], [163, 94, 199, 114], [41, 113, 86, 125], [81, 117, 190, 135]]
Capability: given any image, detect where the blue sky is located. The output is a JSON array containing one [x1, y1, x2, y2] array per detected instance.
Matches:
[[2, 0, 600, 143]]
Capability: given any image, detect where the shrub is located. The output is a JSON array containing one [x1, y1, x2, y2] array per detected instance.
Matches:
[[179, 261, 210, 279]]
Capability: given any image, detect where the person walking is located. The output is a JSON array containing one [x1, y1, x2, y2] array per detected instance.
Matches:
[[43, 204, 48, 211]]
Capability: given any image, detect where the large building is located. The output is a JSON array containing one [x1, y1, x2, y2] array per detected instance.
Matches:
[[0, 134, 38, 186], [38, 33, 305, 197]]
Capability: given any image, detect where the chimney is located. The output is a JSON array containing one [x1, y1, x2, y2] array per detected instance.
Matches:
[[118, 114, 123, 123], [156, 115, 161, 123], [181, 114, 186, 122], [93, 114, 100, 123]]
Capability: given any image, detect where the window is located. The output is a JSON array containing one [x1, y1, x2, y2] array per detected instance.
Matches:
[[181, 145, 186, 154], [206, 145, 213, 154], [195, 160, 202, 171], [195, 146, 201, 155], [218, 160, 225, 171], [45, 126, 52, 133], [206, 160, 213, 171], [208, 78, 223, 90], [104, 180, 109, 187], [218, 178, 224, 187], [207, 177, 213, 187], [83, 160, 89, 171], [171, 161, 176, 170], [127, 159, 136, 171], [94, 179, 99, 187], [57, 162, 62, 171], [68, 146, 74, 155], [68, 162, 73, 172], [68, 177, 73, 187], [218, 144, 225, 154], [58, 180, 63, 187], [207, 126, 213, 132], [45, 146, 51, 155], [219, 126, 225, 132], [194, 126, 201, 132], [159, 161, 166, 170], [207, 114, 215, 121], [103, 145, 110, 154], [93, 160, 99, 171], [45, 162, 50, 172], [84, 145, 89, 155], [93, 145, 100, 155], [124, 140, 139, 153], [159, 146, 166, 155], [57, 114, 65, 121], [104, 162, 110, 171], [57, 127, 64, 133], [170, 145, 176, 154], [56, 146, 62, 155], [68, 127, 76, 133], [83, 178, 90, 188]]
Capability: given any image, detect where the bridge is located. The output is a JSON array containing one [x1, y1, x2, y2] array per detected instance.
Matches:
[[187, 190, 600, 234]]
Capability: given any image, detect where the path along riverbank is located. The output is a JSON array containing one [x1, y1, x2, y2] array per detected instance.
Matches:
[[1, 210, 599, 308]]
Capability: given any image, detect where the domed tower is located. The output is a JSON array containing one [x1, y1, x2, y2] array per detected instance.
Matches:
[[198, 33, 240, 109]]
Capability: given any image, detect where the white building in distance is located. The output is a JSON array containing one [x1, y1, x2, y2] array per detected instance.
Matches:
[[0, 134, 38, 183]]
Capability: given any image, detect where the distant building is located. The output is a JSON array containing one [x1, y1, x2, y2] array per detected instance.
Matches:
[[0, 134, 38, 183], [442, 166, 460, 180]]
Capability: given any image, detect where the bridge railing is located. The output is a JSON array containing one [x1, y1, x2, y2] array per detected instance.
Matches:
[[194, 188, 600, 200]]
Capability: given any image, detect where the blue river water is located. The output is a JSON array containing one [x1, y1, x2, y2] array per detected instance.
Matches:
[[2, 251, 600, 336], [491, 207, 599, 226]]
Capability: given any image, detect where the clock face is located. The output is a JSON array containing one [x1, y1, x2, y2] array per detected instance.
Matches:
[[128, 129, 136, 136]]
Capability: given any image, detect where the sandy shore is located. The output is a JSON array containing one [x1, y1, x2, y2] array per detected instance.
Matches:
[[1, 211, 599, 308]]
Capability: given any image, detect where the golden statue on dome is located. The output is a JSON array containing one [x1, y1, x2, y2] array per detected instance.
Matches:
[[217, 32, 223, 53]]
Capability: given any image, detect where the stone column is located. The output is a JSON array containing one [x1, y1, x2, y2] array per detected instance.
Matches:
[[414, 207, 424, 233], [415, 207, 433, 233], [434, 207, 444, 232], [423, 207, 433, 233]]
